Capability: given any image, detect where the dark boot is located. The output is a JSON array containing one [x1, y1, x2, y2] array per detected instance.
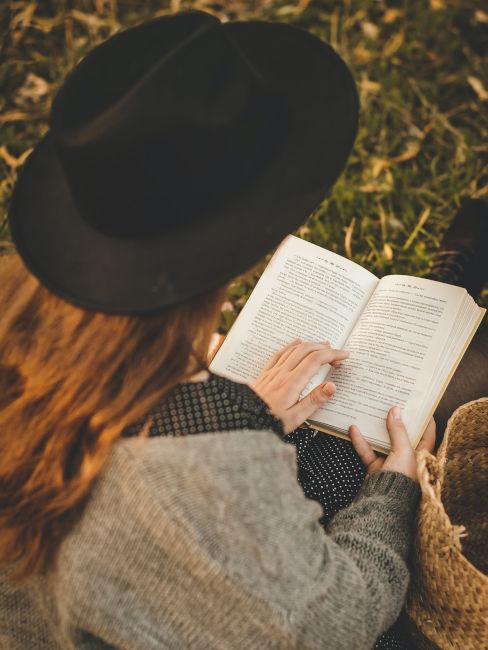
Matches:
[[428, 198, 488, 298]]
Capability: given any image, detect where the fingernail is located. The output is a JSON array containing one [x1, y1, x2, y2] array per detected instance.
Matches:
[[322, 381, 335, 396], [392, 406, 402, 420]]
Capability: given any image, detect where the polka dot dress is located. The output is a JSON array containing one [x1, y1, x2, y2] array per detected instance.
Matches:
[[122, 372, 409, 649]]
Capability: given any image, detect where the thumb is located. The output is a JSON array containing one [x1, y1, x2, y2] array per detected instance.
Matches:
[[386, 406, 412, 452], [286, 381, 335, 431]]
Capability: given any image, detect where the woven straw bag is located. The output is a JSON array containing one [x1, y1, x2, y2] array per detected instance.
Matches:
[[406, 398, 488, 650]]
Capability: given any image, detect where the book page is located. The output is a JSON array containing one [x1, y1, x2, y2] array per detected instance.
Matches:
[[310, 275, 468, 448], [413, 293, 484, 440], [210, 236, 378, 389]]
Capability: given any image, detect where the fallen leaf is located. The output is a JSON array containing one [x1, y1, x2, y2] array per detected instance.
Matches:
[[296, 0, 312, 13], [455, 143, 467, 165], [10, 2, 37, 46], [71, 9, 112, 28], [298, 225, 311, 237], [430, 0, 445, 9], [0, 110, 44, 123], [383, 32, 404, 58], [391, 140, 421, 163], [383, 243, 394, 261], [15, 73, 50, 105], [359, 182, 392, 193], [0, 146, 33, 169], [371, 157, 389, 178], [474, 10, 488, 23], [352, 43, 374, 64], [384, 169, 394, 189], [382, 9, 403, 23], [425, 50, 441, 66], [275, 6, 299, 18], [30, 15, 64, 32], [388, 215, 404, 232], [362, 21, 379, 40], [407, 124, 425, 139], [343, 8, 366, 30], [467, 76, 488, 101], [344, 217, 356, 259], [359, 73, 381, 96], [11, 2, 37, 31]]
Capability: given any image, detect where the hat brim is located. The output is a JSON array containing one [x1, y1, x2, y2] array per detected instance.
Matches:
[[9, 19, 358, 314]]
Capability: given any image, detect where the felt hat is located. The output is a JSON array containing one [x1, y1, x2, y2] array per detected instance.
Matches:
[[8, 10, 359, 314]]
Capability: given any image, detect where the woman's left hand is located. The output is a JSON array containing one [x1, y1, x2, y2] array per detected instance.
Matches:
[[349, 411, 436, 481], [251, 339, 349, 434]]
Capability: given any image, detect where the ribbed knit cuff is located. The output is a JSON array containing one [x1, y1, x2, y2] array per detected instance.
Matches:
[[358, 470, 420, 511]]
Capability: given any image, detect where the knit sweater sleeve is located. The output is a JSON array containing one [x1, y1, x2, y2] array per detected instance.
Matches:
[[57, 431, 419, 650]]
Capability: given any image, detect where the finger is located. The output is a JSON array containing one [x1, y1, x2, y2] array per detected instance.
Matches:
[[416, 418, 436, 453], [262, 341, 309, 385], [330, 359, 344, 368], [284, 381, 336, 431], [260, 338, 301, 373], [272, 340, 306, 372], [279, 341, 334, 373], [386, 406, 411, 452], [349, 425, 377, 466], [288, 347, 350, 386], [330, 345, 348, 368]]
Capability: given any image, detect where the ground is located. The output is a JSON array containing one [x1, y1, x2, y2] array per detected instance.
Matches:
[[1, 0, 487, 325]]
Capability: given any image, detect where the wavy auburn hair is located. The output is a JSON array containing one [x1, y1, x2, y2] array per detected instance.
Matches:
[[0, 253, 227, 579]]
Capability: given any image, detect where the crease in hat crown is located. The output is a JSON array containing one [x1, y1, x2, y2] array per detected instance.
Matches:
[[45, 10, 286, 239], [50, 11, 269, 146]]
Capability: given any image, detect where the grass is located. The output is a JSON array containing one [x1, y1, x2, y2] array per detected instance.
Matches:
[[1, 0, 487, 330]]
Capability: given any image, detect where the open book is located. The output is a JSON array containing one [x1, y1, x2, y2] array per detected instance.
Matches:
[[210, 235, 485, 453]]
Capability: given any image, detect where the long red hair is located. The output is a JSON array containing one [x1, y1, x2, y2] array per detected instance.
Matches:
[[0, 253, 227, 579]]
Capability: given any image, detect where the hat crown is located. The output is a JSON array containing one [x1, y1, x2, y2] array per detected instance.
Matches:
[[49, 11, 287, 239]]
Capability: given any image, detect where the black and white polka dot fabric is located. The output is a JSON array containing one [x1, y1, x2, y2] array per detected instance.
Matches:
[[285, 427, 366, 524], [121, 372, 283, 438], [122, 372, 409, 649]]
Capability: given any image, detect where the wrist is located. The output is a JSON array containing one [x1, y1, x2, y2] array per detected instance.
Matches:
[[382, 453, 418, 482], [359, 470, 421, 509]]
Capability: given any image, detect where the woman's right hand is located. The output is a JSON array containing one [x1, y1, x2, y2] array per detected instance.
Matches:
[[251, 339, 350, 434], [349, 408, 436, 482]]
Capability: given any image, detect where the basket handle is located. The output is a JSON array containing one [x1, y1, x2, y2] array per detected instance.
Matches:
[[416, 449, 442, 501]]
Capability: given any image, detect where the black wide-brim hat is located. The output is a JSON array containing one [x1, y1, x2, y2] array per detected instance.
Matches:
[[9, 10, 359, 314]]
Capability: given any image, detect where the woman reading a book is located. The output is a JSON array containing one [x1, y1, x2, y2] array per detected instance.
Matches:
[[1, 10, 485, 650]]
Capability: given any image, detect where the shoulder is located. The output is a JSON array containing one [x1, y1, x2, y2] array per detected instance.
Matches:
[[94, 429, 308, 538], [56, 427, 321, 564], [114, 427, 295, 492], [54, 430, 326, 620]]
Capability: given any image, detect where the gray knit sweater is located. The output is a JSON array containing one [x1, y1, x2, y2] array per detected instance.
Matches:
[[0, 430, 419, 649]]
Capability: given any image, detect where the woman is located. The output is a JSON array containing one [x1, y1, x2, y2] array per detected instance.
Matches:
[[1, 10, 436, 649]]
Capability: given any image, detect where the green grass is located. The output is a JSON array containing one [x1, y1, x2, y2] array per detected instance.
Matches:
[[1, 0, 487, 330]]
